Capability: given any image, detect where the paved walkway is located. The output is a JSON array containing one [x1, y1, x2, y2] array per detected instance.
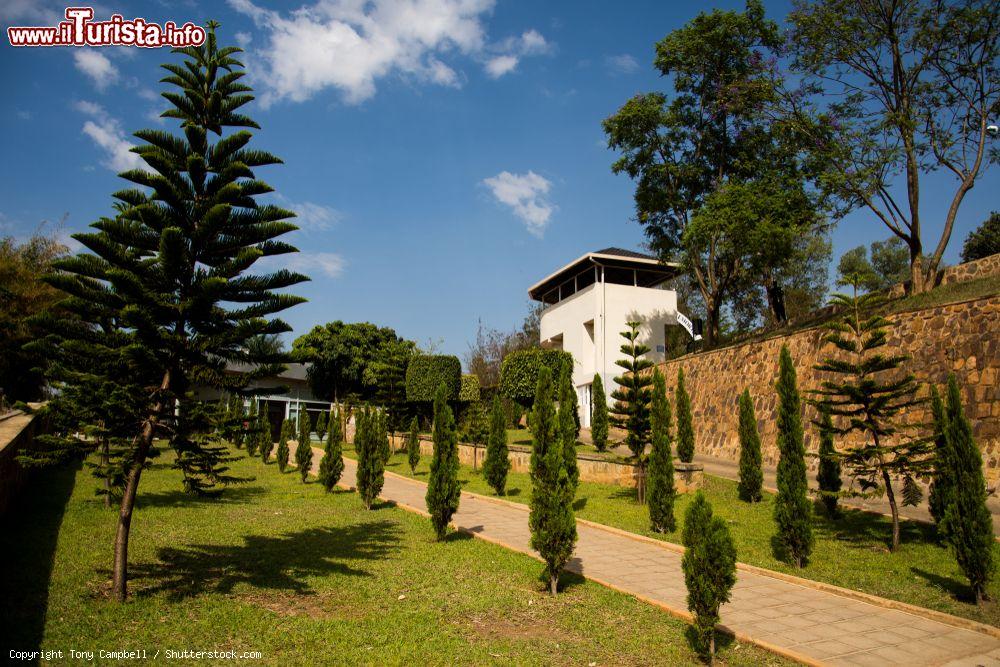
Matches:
[[292, 443, 1000, 666]]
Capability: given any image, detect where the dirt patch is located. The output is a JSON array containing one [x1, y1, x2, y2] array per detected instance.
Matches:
[[236, 591, 360, 619], [459, 600, 580, 644]]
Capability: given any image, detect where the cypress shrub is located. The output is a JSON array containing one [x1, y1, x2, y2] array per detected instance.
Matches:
[[816, 406, 842, 517], [376, 410, 391, 465], [317, 420, 344, 492], [927, 385, 954, 535], [682, 492, 736, 663], [276, 418, 293, 473], [941, 375, 995, 605], [736, 389, 763, 503], [407, 416, 421, 473], [483, 395, 511, 495], [773, 345, 813, 567], [257, 409, 272, 464], [558, 368, 580, 496], [648, 369, 676, 533], [675, 368, 695, 463], [529, 366, 577, 595], [356, 408, 386, 510], [591, 373, 609, 452], [315, 410, 328, 442], [296, 412, 313, 482], [244, 401, 259, 456], [610, 321, 653, 502], [426, 384, 461, 540]]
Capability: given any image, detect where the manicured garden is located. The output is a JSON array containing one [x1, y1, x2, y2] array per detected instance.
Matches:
[[0, 453, 787, 666]]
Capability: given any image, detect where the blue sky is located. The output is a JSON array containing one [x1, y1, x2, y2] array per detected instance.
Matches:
[[1, 0, 995, 362]]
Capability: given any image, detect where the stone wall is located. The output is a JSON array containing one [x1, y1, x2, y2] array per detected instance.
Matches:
[[887, 252, 1000, 298], [0, 410, 42, 516], [652, 294, 1000, 485]]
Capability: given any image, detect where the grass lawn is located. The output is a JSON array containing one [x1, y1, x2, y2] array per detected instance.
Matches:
[[365, 445, 1000, 628], [0, 453, 786, 666]]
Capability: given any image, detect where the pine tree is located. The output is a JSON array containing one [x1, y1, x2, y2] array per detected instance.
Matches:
[[682, 492, 737, 664], [36, 25, 307, 600], [810, 288, 930, 550], [426, 384, 461, 540], [256, 409, 272, 463], [355, 407, 386, 510], [558, 367, 580, 496], [529, 366, 577, 595], [927, 385, 954, 536], [736, 389, 763, 503], [648, 369, 676, 533], [676, 368, 695, 463], [774, 346, 813, 567], [244, 401, 259, 457], [590, 373, 609, 453], [407, 416, 421, 473], [484, 395, 511, 496], [318, 420, 344, 492], [276, 418, 292, 473], [376, 410, 391, 465], [816, 407, 842, 517], [315, 409, 328, 442], [295, 411, 313, 482], [610, 321, 653, 502], [941, 375, 995, 605]]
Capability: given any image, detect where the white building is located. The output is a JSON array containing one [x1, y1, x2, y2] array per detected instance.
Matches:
[[528, 248, 684, 427]]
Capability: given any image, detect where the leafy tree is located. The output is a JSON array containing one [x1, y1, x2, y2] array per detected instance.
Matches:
[[815, 407, 842, 517], [256, 408, 272, 464], [426, 384, 460, 540], [675, 368, 695, 463], [499, 348, 573, 408], [774, 345, 813, 567], [590, 373, 609, 452], [483, 396, 511, 496], [810, 288, 930, 550], [355, 407, 385, 510], [941, 375, 995, 604], [295, 411, 313, 482], [558, 367, 580, 496], [464, 315, 539, 388], [318, 417, 344, 492], [782, 0, 1000, 293], [682, 492, 737, 664], [529, 366, 577, 595], [927, 385, 954, 534], [610, 321, 653, 502], [836, 237, 909, 292], [406, 416, 421, 473], [961, 212, 1000, 263], [36, 26, 307, 600], [405, 355, 462, 406], [276, 418, 293, 473], [315, 410, 327, 442], [370, 337, 415, 433], [648, 369, 676, 533], [736, 389, 763, 503]]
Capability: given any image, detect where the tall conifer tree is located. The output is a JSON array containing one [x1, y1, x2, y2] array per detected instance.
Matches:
[[558, 367, 580, 496], [675, 368, 695, 463], [816, 407, 842, 517], [927, 385, 954, 536], [736, 389, 763, 502], [774, 346, 813, 567], [295, 411, 313, 482], [356, 407, 385, 509], [590, 373, 609, 453], [426, 384, 460, 540], [610, 321, 653, 501], [318, 418, 344, 492], [648, 369, 676, 532], [244, 400, 259, 457], [406, 415, 421, 473], [483, 395, 511, 495], [315, 410, 328, 443], [256, 408, 272, 463], [276, 418, 292, 472]]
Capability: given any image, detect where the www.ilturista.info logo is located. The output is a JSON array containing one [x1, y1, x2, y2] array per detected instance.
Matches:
[[7, 7, 206, 48]]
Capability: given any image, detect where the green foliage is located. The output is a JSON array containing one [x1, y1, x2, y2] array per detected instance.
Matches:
[[406, 416, 421, 473], [355, 407, 385, 510], [774, 346, 813, 567], [244, 401, 259, 457], [426, 384, 461, 540], [256, 409, 272, 464], [836, 237, 909, 292], [295, 412, 313, 482], [610, 322, 654, 490], [317, 419, 344, 492], [816, 407, 842, 517], [736, 390, 763, 503], [675, 368, 694, 463], [590, 373, 609, 453], [405, 355, 462, 403], [458, 401, 489, 446], [961, 212, 1000, 263], [315, 410, 328, 442], [369, 337, 415, 432], [682, 492, 737, 661], [940, 375, 995, 604], [276, 419, 292, 473], [648, 370, 676, 533], [529, 366, 577, 594], [810, 288, 930, 550], [928, 385, 954, 534], [557, 368, 580, 497], [484, 396, 511, 496], [458, 374, 481, 402], [498, 348, 573, 407]]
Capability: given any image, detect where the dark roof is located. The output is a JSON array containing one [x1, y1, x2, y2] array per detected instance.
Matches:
[[593, 247, 658, 261], [225, 362, 310, 382]]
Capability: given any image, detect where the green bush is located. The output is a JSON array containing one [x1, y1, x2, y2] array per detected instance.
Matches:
[[426, 384, 460, 540], [405, 355, 461, 402], [458, 374, 481, 402], [499, 348, 573, 407]]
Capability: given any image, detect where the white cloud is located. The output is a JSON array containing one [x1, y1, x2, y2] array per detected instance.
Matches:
[[16, 110, 32, 120], [234, 31, 253, 46], [282, 252, 346, 278], [284, 200, 342, 230], [484, 29, 551, 79], [482, 170, 554, 237], [74, 100, 143, 173], [73, 50, 119, 91], [605, 54, 638, 75], [484, 55, 518, 78], [137, 88, 158, 101]]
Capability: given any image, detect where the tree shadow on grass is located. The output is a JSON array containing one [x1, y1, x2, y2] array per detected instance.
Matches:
[[137, 485, 267, 509], [573, 497, 588, 511], [610, 487, 638, 503], [0, 461, 80, 652], [812, 504, 940, 552], [910, 567, 973, 603], [127, 520, 403, 602]]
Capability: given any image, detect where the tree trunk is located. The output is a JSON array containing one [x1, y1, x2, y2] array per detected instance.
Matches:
[[881, 469, 901, 551], [908, 250, 926, 295], [549, 572, 558, 596], [709, 631, 715, 666]]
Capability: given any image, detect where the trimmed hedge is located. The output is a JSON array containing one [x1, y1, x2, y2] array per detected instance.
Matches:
[[458, 374, 481, 402], [499, 348, 573, 406], [405, 354, 461, 402]]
